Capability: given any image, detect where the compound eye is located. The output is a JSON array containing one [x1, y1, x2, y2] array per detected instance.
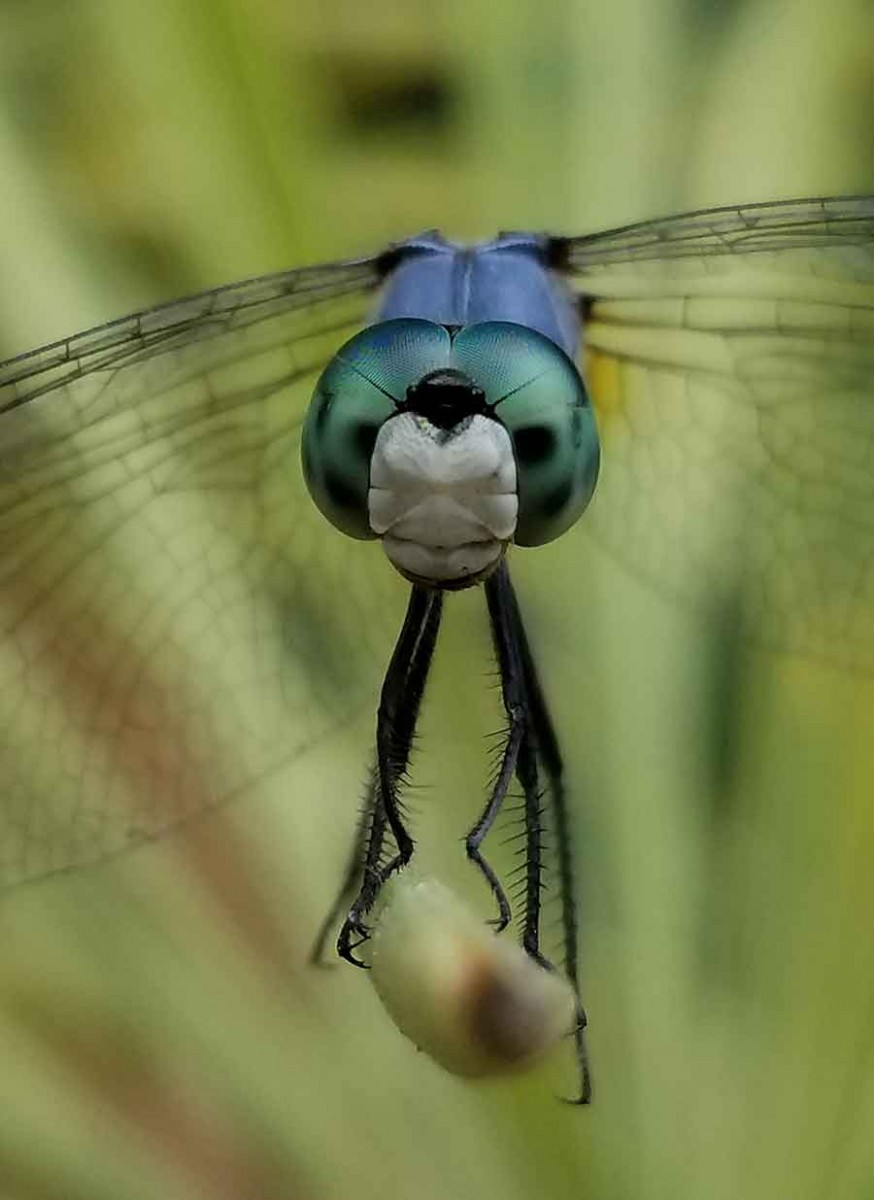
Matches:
[[451, 323, 600, 546], [302, 319, 451, 539]]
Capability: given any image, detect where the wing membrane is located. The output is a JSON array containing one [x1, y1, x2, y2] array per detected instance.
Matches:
[[554, 196, 874, 669], [554, 194, 874, 266], [0, 254, 409, 887]]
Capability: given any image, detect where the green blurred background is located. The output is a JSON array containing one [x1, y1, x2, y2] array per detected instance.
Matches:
[[1, 1, 874, 1198]]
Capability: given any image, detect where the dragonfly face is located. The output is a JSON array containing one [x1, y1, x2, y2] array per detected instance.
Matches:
[[1, 194, 872, 1103], [301, 316, 600, 586]]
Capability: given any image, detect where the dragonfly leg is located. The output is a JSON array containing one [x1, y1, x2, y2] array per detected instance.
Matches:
[[487, 564, 549, 966], [336, 780, 390, 966], [337, 585, 443, 966], [308, 767, 384, 965], [462, 560, 530, 933], [504, 570, 592, 1105], [513, 721, 549, 970], [374, 586, 440, 861]]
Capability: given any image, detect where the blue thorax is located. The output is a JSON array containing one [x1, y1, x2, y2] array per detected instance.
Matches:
[[373, 232, 581, 361]]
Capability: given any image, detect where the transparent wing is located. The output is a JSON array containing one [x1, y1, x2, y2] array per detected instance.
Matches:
[[0, 254, 410, 888], [556, 194, 874, 265], [552, 196, 874, 670]]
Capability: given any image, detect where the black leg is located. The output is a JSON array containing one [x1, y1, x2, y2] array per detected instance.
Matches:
[[503, 570, 592, 1105], [464, 561, 531, 931], [514, 722, 549, 968], [478, 562, 548, 958], [337, 585, 443, 965], [307, 768, 383, 965]]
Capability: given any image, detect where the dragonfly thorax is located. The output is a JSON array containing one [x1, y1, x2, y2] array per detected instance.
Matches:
[[368, 411, 517, 587]]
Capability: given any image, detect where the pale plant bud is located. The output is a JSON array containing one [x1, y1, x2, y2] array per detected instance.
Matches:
[[369, 876, 577, 1077]]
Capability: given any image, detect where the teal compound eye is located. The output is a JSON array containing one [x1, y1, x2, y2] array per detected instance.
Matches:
[[452, 322, 600, 547], [302, 319, 452, 539]]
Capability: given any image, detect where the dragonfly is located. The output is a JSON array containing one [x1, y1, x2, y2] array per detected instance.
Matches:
[[0, 195, 872, 1104]]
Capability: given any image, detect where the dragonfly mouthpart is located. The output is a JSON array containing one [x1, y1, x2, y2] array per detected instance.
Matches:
[[403, 367, 488, 430], [368, 411, 518, 587]]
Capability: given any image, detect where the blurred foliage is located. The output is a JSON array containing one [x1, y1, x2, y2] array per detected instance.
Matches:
[[0, 1, 873, 1198]]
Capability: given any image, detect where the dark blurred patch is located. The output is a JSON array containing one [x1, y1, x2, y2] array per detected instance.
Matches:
[[113, 230, 200, 296], [700, 595, 747, 821], [320, 56, 456, 139], [694, 595, 750, 997], [684, 0, 750, 38]]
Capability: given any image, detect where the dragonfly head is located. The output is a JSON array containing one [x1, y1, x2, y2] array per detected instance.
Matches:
[[302, 318, 600, 588]]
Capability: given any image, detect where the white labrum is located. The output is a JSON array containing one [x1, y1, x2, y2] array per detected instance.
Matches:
[[368, 412, 518, 584]]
